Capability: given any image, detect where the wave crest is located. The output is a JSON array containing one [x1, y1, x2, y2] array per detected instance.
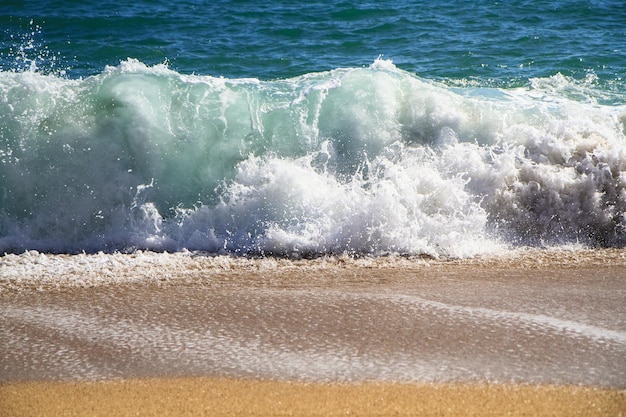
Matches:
[[1, 59, 625, 255]]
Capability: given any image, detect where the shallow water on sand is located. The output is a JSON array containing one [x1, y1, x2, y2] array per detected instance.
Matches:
[[1, 250, 625, 387]]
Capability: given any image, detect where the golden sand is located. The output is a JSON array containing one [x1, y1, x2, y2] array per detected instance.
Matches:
[[1, 378, 624, 417]]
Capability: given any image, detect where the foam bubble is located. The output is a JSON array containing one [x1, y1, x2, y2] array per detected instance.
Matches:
[[0, 59, 624, 256]]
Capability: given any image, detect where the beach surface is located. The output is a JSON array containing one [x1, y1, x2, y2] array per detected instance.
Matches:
[[1, 249, 625, 415], [2, 378, 624, 417]]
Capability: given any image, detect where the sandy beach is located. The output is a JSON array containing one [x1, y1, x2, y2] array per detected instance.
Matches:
[[2, 378, 624, 417], [1, 249, 625, 415]]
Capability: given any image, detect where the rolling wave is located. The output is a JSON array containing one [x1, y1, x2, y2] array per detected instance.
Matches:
[[1, 59, 625, 256]]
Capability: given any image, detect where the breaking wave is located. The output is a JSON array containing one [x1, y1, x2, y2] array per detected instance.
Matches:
[[1, 59, 625, 257]]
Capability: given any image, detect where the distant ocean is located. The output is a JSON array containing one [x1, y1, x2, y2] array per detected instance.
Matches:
[[1, 0, 625, 257]]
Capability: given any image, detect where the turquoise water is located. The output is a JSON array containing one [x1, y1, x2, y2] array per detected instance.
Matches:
[[0, 1, 625, 255]]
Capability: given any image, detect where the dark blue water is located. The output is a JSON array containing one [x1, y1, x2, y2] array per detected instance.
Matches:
[[2, 0, 625, 85]]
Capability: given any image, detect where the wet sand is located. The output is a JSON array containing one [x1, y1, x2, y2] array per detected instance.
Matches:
[[1, 249, 625, 415]]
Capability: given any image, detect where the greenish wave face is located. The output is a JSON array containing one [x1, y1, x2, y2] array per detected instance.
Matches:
[[1, 59, 625, 256]]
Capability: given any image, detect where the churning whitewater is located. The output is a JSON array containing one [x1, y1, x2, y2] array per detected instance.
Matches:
[[1, 59, 625, 256]]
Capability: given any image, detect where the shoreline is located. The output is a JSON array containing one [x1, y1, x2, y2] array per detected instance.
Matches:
[[2, 247, 625, 291], [1, 249, 625, 415], [2, 377, 625, 417]]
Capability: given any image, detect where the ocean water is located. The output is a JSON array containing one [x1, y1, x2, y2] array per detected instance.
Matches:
[[1, 0, 625, 257]]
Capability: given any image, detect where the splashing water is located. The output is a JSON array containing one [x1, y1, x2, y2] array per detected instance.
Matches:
[[0, 58, 624, 256]]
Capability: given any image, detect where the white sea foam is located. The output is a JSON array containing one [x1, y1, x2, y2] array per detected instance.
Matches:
[[1, 59, 625, 256]]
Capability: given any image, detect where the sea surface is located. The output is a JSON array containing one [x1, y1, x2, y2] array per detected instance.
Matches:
[[1, 0, 625, 257]]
